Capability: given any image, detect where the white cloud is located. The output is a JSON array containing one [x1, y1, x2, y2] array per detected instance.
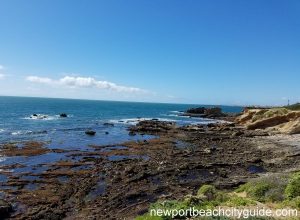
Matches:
[[26, 76, 53, 84], [0, 74, 5, 80], [26, 75, 146, 93], [0, 65, 4, 70]]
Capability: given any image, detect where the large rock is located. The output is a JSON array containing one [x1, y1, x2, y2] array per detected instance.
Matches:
[[278, 118, 300, 134], [246, 115, 290, 130], [186, 107, 206, 114], [129, 120, 175, 134], [0, 199, 13, 218], [184, 107, 226, 118], [85, 130, 96, 136]]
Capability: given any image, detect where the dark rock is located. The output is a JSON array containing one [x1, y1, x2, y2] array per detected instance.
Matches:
[[204, 107, 223, 116], [60, 113, 68, 118], [129, 120, 175, 134], [105, 132, 109, 135], [33, 114, 38, 117], [186, 107, 206, 114], [103, 123, 114, 127], [129, 131, 136, 136], [85, 130, 96, 136], [184, 107, 227, 118], [226, 123, 235, 127], [244, 130, 269, 137], [0, 199, 13, 218], [207, 123, 216, 128], [232, 131, 244, 136], [210, 145, 217, 151]]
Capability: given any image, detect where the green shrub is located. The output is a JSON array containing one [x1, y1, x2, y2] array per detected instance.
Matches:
[[147, 200, 190, 219], [183, 194, 203, 206], [135, 214, 163, 220], [239, 182, 271, 202], [197, 185, 217, 201], [236, 175, 289, 202], [285, 172, 300, 199], [194, 217, 230, 220], [223, 195, 256, 206], [284, 103, 300, 111], [287, 196, 300, 208]]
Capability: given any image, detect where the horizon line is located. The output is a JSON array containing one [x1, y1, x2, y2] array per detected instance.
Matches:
[[0, 94, 278, 108]]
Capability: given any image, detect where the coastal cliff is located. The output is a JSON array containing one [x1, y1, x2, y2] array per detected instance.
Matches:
[[236, 106, 300, 134]]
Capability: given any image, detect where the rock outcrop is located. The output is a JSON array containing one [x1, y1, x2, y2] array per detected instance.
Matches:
[[236, 108, 300, 134], [182, 107, 227, 118], [129, 120, 176, 134], [0, 199, 13, 218], [186, 107, 206, 114], [85, 130, 96, 136], [277, 118, 300, 134]]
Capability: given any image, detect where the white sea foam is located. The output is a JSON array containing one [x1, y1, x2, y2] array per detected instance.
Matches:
[[0, 155, 7, 163], [190, 118, 228, 125], [109, 117, 176, 125], [170, 110, 182, 113], [23, 114, 60, 121], [109, 116, 224, 126], [161, 113, 191, 118], [11, 131, 24, 135], [0, 129, 5, 133], [10, 130, 49, 136]]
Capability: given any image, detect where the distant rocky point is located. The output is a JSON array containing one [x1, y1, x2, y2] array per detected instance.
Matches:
[[180, 107, 229, 119]]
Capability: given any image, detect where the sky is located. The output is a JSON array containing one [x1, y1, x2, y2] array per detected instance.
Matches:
[[0, 0, 299, 106]]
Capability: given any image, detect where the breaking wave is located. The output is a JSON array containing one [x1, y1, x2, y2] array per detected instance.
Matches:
[[109, 118, 176, 125]]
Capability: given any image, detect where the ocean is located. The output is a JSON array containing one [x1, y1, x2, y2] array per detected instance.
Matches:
[[0, 96, 243, 177], [0, 96, 243, 144]]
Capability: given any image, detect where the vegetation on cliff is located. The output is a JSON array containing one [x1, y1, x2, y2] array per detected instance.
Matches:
[[284, 103, 300, 111], [236, 107, 300, 134], [135, 172, 300, 220]]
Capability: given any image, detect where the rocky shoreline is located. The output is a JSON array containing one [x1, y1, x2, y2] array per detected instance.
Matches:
[[1, 110, 300, 219]]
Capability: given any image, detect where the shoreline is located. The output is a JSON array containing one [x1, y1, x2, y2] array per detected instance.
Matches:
[[1, 117, 300, 219]]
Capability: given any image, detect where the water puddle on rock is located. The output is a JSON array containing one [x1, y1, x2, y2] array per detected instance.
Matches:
[[0, 174, 8, 182], [57, 176, 69, 183], [101, 145, 128, 152], [108, 155, 149, 161], [175, 140, 190, 149], [85, 177, 106, 202], [24, 182, 38, 190], [178, 169, 213, 183], [247, 165, 265, 174], [20, 175, 40, 181], [174, 140, 197, 152]]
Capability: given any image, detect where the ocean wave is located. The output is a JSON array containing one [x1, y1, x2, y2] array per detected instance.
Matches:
[[170, 110, 183, 113], [0, 129, 5, 133], [10, 130, 48, 136], [0, 156, 6, 163], [161, 113, 190, 118], [11, 131, 24, 135], [23, 114, 60, 121], [109, 117, 176, 125]]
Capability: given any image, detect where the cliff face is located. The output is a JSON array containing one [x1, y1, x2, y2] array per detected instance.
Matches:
[[236, 108, 300, 134]]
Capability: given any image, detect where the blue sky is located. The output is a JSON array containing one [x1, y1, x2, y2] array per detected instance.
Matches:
[[0, 0, 299, 105]]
